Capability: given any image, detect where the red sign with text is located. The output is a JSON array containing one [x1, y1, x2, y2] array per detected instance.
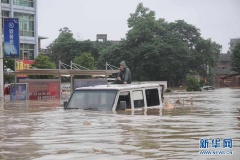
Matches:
[[19, 79, 60, 100]]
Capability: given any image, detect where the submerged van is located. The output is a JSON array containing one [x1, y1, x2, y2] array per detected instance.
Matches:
[[64, 84, 163, 111]]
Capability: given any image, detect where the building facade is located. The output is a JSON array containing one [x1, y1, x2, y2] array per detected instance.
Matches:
[[229, 38, 240, 53], [215, 53, 236, 87], [1, 0, 38, 60], [215, 38, 240, 87]]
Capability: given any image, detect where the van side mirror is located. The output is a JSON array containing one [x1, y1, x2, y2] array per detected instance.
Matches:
[[119, 101, 126, 110]]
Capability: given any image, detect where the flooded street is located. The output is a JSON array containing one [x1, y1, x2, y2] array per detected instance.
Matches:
[[0, 88, 240, 160]]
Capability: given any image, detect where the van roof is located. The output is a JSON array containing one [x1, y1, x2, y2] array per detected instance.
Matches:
[[75, 83, 161, 91]]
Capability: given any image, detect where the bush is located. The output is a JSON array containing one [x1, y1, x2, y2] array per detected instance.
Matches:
[[186, 76, 202, 91]]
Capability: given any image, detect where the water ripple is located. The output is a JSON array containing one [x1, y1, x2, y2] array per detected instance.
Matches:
[[0, 88, 240, 160]]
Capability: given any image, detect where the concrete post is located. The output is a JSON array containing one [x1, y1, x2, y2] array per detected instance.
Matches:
[[0, 3, 4, 101]]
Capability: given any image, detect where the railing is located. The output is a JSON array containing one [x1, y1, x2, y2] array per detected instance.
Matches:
[[105, 62, 118, 70]]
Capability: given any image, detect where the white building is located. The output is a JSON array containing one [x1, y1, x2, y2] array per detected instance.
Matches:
[[1, 0, 38, 60]]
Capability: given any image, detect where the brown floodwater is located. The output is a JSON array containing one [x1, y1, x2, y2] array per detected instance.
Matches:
[[0, 88, 240, 160]]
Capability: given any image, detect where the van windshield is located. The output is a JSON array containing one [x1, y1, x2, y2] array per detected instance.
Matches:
[[66, 90, 117, 111]]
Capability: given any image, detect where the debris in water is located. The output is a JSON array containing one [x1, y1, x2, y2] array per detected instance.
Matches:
[[93, 148, 104, 153], [83, 121, 91, 126]]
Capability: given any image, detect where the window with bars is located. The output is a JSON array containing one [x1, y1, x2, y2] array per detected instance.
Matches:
[[13, 0, 34, 7], [14, 12, 35, 37]]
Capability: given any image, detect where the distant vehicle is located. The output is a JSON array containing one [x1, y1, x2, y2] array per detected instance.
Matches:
[[201, 86, 215, 90], [64, 83, 163, 112]]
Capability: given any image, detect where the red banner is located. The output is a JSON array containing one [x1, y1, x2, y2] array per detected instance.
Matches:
[[19, 79, 60, 100]]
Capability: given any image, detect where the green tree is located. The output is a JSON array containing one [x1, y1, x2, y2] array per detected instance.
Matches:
[[73, 52, 95, 79], [3, 58, 14, 71], [73, 52, 95, 70], [3, 58, 15, 83], [97, 41, 128, 69], [167, 20, 220, 85], [186, 76, 201, 91], [76, 40, 114, 65], [167, 20, 201, 49], [125, 3, 167, 81], [231, 43, 240, 72], [48, 27, 79, 66], [92, 41, 115, 64], [189, 39, 221, 78], [117, 3, 195, 82], [98, 3, 221, 86], [47, 27, 115, 68], [29, 54, 56, 79]]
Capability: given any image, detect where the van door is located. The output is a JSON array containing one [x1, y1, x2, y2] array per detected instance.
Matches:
[[116, 91, 131, 110]]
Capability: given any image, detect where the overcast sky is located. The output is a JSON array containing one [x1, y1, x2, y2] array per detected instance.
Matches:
[[38, 0, 240, 53]]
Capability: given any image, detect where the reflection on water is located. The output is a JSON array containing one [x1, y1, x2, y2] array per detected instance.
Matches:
[[0, 88, 240, 160]]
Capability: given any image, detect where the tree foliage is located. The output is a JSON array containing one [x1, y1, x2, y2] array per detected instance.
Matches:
[[48, 27, 78, 66], [231, 43, 240, 72], [47, 27, 114, 67], [186, 76, 201, 91], [3, 58, 15, 83], [3, 58, 14, 71], [28, 54, 56, 79], [73, 52, 94, 70], [97, 3, 221, 86], [46, 3, 222, 87]]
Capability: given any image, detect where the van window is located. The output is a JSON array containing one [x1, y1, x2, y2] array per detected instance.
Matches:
[[116, 91, 131, 110], [66, 90, 117, 110], [132, 90, 144, 108], [145, 89, 160, 107]]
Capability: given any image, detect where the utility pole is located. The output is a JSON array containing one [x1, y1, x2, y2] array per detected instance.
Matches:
[[0, 2, 4, 101]]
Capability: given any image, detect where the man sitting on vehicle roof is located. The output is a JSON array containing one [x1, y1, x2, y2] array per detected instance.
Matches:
[[112, 61, 132, 84]]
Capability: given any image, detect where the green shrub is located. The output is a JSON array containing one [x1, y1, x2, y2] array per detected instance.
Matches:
[[186, 76, 202, 91]]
